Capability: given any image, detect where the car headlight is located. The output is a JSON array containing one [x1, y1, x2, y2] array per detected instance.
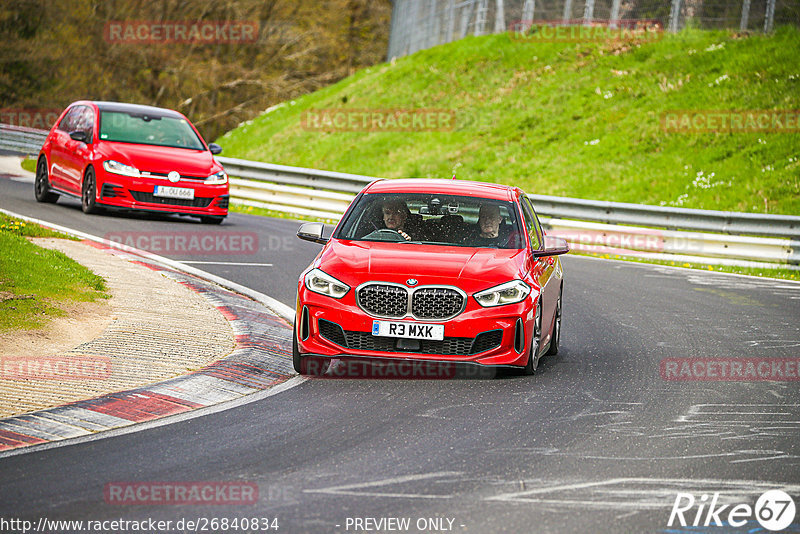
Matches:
[[474, 280, 531, 307], [103, 160, 140, 177], [304, 268, 349, 299], [205, 170, 228, 185]]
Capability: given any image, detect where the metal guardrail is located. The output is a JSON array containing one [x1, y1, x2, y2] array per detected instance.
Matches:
[[1, 123, 798, 268], [219, 154, 799, 240], [0, 124, 47, 155]]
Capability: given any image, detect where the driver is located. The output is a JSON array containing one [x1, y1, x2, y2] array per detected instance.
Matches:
[[381, 199, 416, 241]]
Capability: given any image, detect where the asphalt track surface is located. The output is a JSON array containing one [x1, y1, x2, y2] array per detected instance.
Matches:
[[1, 171, 799, 533]]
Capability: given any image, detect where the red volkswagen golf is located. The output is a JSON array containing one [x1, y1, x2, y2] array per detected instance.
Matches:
[[34, 101, 229, 224], [294, 179, 568, 377]]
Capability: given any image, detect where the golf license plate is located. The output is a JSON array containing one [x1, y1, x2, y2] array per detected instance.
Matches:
[[372, 320, 444, 340], [154, 185, 194, 200]]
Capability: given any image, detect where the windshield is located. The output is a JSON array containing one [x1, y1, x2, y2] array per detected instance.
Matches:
[[98, 110, 205, 150], [334, 192, 525, 249]]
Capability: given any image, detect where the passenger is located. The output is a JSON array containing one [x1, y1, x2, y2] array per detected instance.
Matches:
[[465, 203, 506, 247]]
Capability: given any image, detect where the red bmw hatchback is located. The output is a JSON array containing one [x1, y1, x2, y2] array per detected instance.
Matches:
[[34, 101, 229, 224], [294, 179, 569, 376]]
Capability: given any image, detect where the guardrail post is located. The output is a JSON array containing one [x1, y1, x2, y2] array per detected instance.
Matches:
[[764, 0, 775, 32], [460, 0, 475, 38], [474, 0, 489, 35], [562, 0, 573, 24], [740, 0, 751, 31], [610, 0, 621, 29], [668, 0, 682, 32], [521, 0, 535, 27], [494, 0, 506, 33], [446, 0, 456, 42], [583, 0, 595, 25]]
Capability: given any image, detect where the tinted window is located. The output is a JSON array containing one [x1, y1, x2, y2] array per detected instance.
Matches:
[[57, 106, 81, 133], [334, 192, 524, 249], [74, 106, 94, 141], [98, 110, 205, 150]]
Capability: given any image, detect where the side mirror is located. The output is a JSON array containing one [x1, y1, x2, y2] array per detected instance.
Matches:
[[534, 235, 569, 257], [69, 130, 88, 143], [208, 143, 223, 155], [297, 222, 328, 245]]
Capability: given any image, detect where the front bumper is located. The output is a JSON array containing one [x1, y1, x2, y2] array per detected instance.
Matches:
[[96, 170, 229, 216], [296, 285, 537, 368]]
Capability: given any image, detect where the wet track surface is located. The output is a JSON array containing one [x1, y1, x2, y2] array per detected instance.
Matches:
[[1, 173, 799, 533]]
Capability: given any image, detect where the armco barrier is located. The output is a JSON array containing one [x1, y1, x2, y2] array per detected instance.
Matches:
[[1, 123, 798, 268], [0, 124, 48, 155]]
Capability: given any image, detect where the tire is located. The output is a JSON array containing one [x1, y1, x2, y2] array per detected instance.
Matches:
[[523, 301, 542, 375], [545, 288, 562, 356], [34, 157, 59, 203], [81, 167, 99, 214], [200, 216, 225, 225], [292, 329, 329, 376]]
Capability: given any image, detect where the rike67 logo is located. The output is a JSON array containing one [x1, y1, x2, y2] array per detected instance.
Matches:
[[669, 490, 796, 531]]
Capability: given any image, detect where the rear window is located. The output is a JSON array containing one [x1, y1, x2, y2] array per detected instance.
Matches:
[[98, 110, 205, 150], [334, 192, 524, 249]]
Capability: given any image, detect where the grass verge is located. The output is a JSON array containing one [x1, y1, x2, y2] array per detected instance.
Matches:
[[0, 215, 108, 331], [20, 157, 36, 173], [218, 27, 800, 215]]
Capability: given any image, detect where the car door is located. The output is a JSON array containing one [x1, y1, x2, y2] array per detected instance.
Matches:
[[60, 105, 94, 194], [48, 106, 80, 190], [521, 195, 557, 343]]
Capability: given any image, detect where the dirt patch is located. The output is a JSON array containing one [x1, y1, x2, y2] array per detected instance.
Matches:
[[0, 298, 111, 359]]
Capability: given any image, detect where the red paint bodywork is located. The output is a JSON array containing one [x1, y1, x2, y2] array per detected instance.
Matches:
[[38, 100, 228, 219], [296, 179, 565, 370]]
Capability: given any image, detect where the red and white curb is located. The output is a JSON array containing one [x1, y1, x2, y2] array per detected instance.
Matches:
[[0, 209, 302, 456]]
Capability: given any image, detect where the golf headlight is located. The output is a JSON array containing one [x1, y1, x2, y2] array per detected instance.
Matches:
[[474, 280, 531, 307], [103, 160, 140, 177], [205, 170, 228, 184], [304, 269, 349, 299]]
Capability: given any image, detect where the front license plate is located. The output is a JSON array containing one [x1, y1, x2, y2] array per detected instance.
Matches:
[[372, 320, 444, 341], [154, 185, 194, 200]]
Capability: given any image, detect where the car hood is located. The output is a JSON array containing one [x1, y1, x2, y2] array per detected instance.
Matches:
[[316, 239, 529, 293], [99, 142, 218, 176]]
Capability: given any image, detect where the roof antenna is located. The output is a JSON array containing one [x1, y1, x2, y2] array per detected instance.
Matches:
[[451, 162, 462, 180]]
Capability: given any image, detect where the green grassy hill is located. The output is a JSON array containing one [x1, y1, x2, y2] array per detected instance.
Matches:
[[218, 27, 800, 215]]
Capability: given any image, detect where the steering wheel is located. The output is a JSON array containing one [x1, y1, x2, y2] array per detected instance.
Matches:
[[365, 228, 412, 242]]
